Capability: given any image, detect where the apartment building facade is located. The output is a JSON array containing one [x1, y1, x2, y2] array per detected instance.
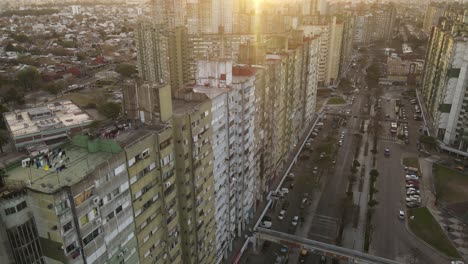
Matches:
[[421, 9, 468, 155]]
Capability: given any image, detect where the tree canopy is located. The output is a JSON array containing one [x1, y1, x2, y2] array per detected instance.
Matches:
[[115, 64, 136, 78], [98, 102, 121, 120], [16, 66, 41, 91]]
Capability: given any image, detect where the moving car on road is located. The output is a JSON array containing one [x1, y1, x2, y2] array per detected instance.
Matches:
[[384, 148, 390, 157], [399, 210, 405, 220]]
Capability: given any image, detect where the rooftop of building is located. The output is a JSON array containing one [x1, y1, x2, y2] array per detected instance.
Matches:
[[172, 89, 209, 115], [193, 86, 229, 99], [4, 135, 121, 194], [4, 100, 92, 138], [112, 122, 168, 147]]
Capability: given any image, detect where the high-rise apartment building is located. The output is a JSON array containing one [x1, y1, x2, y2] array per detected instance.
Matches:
[[303, 16, 343, 87], [340, 14, 356, 75], [423, 2, 447, 35], [188, 0, 233, 34], [135, 21, 169, 84], [353, 4, 396, 44], [421, 7, 468, 155], [171, 91, 217, 264]]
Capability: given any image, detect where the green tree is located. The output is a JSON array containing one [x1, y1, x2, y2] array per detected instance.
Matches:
[[98, 102, 121, 120], [4, 87, 25, 104], [0, 104, 8, 129], [11, 33, 31, 43], [5, 42, 16, 52], [0, 130, 9, 153], [43, 82, 64, 98], [16, 67, 41, 91], [115, 64, 136, 78], [76, 52, 87, 61], [366, 64, 381, 86]]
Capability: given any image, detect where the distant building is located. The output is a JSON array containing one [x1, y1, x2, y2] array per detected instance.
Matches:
[[353, 3, 396, 44], [3, 100, 93, 151], [71, 5, 81, 15], [422, 2, 447, 35], [385, 55, 424, 85], [135, 21, 169, 84]]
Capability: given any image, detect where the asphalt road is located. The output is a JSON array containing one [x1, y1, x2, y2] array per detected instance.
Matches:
[[370, 86, 449, 263]]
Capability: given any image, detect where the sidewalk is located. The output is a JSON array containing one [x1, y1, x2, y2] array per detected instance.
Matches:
[[341, 121, 372, 251], [225, 114, 320, 264]]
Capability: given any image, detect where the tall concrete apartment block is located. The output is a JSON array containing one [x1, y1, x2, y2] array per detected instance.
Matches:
[[171, 91, 217, 264], [185, 0, 233, 34], [238, 32, 320, 203], [303, 16, 344, 87], [192, 59, 256, 262], [0, 135, 139, 264], [423, 2, 447, 35], [339, 14, 356, 75], [421, 8, 468, 155], [135, 21, 170, 84], [353, 3, 396, 44]]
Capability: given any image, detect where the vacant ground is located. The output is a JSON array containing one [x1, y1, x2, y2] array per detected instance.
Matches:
[[408, 207, 461, 258], [327, 97, 346, 105], [434, 164, 468, 204]]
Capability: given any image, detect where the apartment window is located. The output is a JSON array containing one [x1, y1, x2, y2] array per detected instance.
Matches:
[[160, 138, 172, 150], [16, 201, 27, 212], [128, 157, 136, 167], [162, 169, 174, 181], [56, 200, 69, 212], [4, 207, 15, 215], [79, 214, 89, 226], [160, 154, 174, 167], [63, 221, 73, 233], [116, 205, 123, 215], [74, 187, 95, 206], [83, 228, 101, 246], [106, 211, 115, 221], [114, 163, 126, 176], [65, 242, 77, 254], [113, 187, 120, 197]]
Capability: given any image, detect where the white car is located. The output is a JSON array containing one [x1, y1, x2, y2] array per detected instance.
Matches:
[[278, 210, 286, 220], [291, 216, 299, 226], [313, 167, 318, 174], [281, 188, 289, 194], [407, 190, 420, 195], [406, 175, 418, 180], [399, 210, 405, 220]]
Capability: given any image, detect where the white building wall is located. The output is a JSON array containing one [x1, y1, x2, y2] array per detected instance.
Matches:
[[209, 92, 230, 261], [442, 42, 468, 145]]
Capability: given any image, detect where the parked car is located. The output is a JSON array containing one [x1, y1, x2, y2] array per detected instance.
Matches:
[[291, 216, 299, 226], [278, 210, 286, 220]]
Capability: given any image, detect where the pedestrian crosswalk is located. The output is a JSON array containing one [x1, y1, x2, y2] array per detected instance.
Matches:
[[379, 135, 397, 142]]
